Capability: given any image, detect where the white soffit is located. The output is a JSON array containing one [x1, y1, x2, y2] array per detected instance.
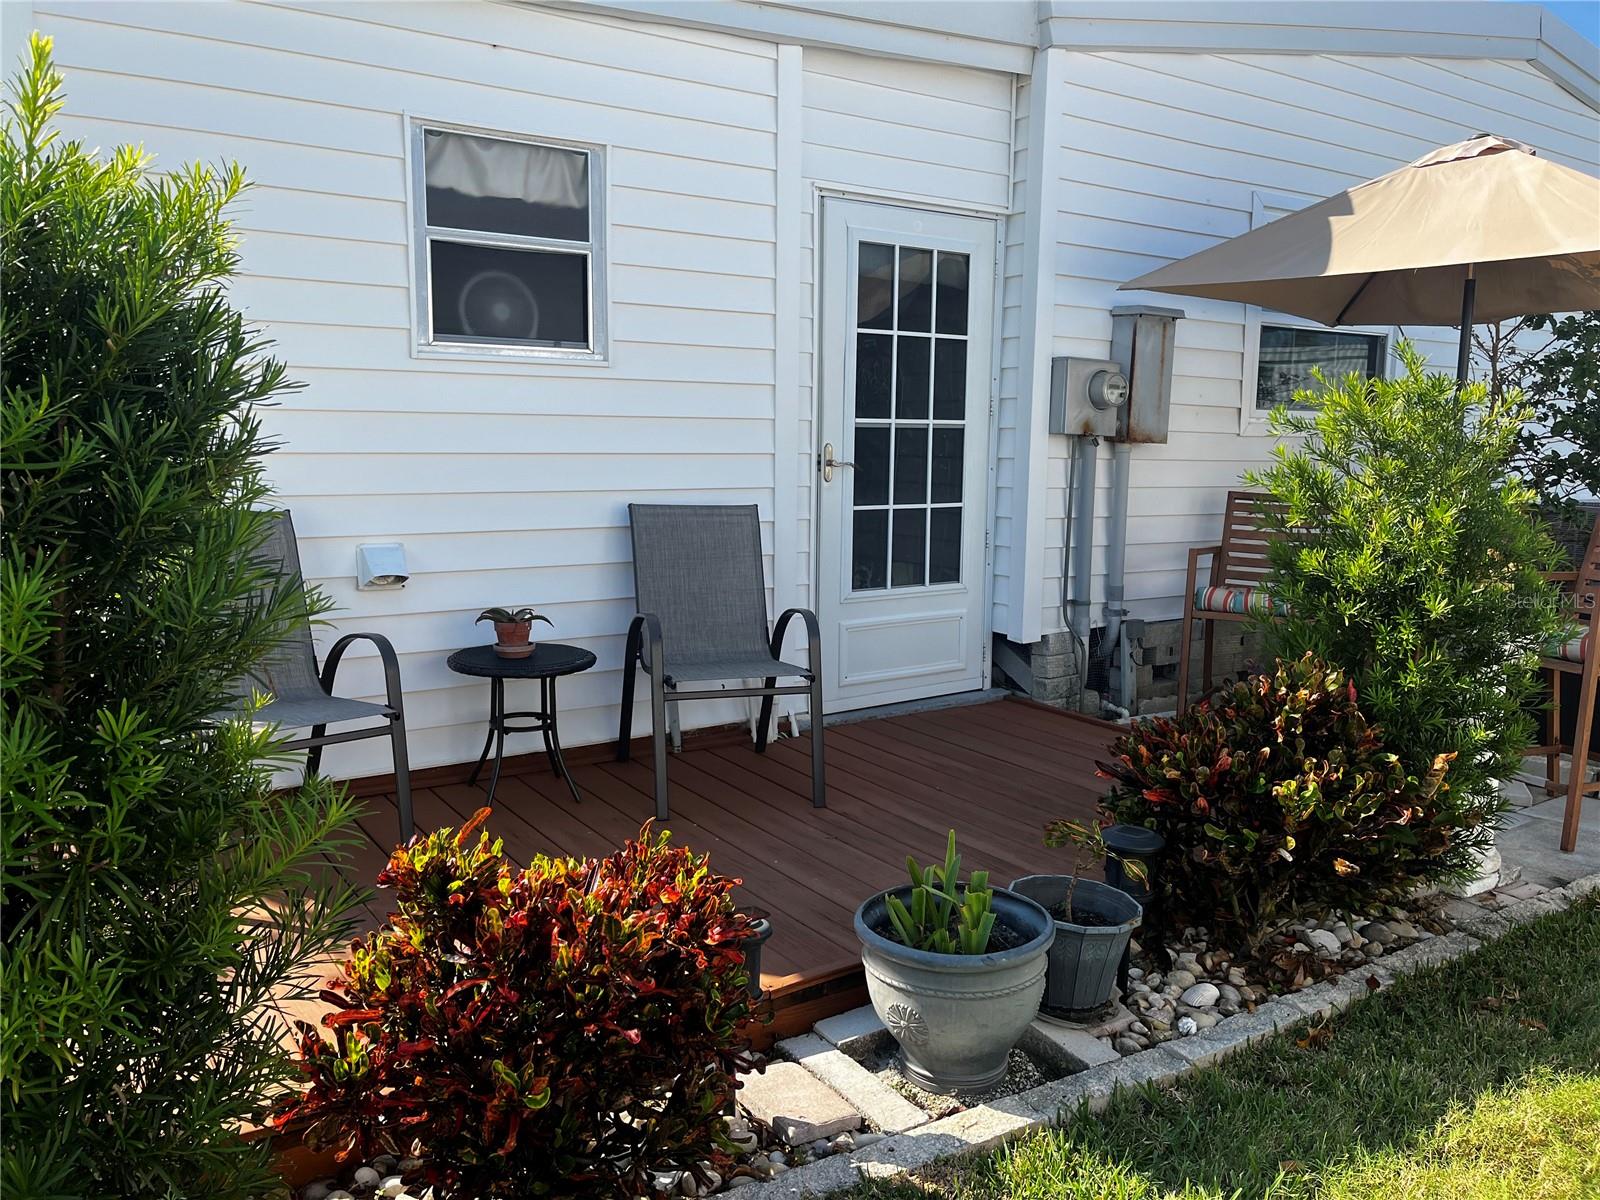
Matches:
[[1040, 2, 1599, 111], [547, 2, 1597, 112]]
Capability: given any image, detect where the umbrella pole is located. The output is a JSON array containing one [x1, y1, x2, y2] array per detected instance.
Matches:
[[1455, 265, 1476, 383]]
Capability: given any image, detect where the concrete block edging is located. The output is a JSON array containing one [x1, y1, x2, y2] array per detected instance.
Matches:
[[746, 872, 1600, 1199]]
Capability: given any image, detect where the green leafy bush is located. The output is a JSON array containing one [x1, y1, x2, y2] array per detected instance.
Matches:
[[279, 813, 761, 1199], [1099, 655, 1454, 944], [1245, 345, 1565, 881], [1, 36, 360, 1196], [1480, 311, 1600, 519]]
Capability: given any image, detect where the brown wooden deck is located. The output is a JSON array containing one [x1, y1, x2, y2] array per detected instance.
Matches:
[[300, 695, 1115, 1041]]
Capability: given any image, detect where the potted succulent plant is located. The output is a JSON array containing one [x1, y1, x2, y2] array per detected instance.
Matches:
[[476, 606, 552, 658], [1012, 819, 1144, 1018], [855, 831, 1053, 1093]]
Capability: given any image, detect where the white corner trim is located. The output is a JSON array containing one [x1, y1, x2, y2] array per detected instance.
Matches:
[[773, 43, 804, 655], [1006, 47, 1068, 646]]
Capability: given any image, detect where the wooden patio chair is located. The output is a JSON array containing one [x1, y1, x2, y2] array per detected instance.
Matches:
[[1534, 512, 1599, 852], [616, 503, 825, 820], [228, 511, 413, 841], [1176, 490, 1291, 712]]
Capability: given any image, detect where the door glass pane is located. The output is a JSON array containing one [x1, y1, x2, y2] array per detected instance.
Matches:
[[430, 240, 588, 347], [856, 333, 892, 418], [933, 339, 966, 420], [893, 425, 929, 505], [930, 508, 961, 583], [931, 428, 963, 504], [424, 130, 589, 241], [935, 251, 969, 334], [895, 335, 930, 419], [858, 242, 894, 331], [897, 247, 932, 332], [855, 426, 890, 507], [847, 235, 972, 595], [852, 509, 888, 591], [891, 508, 926, 587]]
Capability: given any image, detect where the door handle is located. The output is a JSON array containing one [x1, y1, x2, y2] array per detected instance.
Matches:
[[822, 442, 853, 483]]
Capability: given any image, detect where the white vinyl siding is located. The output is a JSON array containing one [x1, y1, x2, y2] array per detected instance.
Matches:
[[33, 0, 783, 777], [15, 0, 1596, 767], [1039, 49, 1600, 637], [796, 47, 1013, 627]]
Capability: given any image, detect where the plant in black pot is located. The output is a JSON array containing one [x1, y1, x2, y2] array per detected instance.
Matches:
[[855, 831, 1054, 1094], [1012, 820, 1145, 1019]]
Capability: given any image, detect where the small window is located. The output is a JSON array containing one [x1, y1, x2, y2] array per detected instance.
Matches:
[[1255, 325, 1384, 412], [411, 124, 604, 358]]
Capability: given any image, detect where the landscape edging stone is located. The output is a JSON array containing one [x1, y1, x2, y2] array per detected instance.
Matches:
[[738, 875, 1599, 1198]]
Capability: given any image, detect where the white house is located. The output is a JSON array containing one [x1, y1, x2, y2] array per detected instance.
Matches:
[[7, 0, 1595, 779]]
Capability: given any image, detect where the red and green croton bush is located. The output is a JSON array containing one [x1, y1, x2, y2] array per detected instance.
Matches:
[[1098, 654, 1459, 946], [277, 811, 760, 1199]]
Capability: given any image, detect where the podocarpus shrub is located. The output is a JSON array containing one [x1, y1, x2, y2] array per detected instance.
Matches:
[[1245, 344, 1565, 882], [0, 36, 360, 1197], [1098, 655, 1455, 945], [279, 813, 761, 1199]]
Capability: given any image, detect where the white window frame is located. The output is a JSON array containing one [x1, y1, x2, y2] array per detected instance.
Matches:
[[1239, 191, 1395, 435], [407, 118, 608, 364]]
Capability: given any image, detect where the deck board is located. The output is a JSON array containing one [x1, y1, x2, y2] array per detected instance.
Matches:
[[293, 694, 1115, 1037]]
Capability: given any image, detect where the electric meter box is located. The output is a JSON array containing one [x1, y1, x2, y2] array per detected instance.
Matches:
[[1110, 305, 1184, 444], [1049, 357, 1128, 438]]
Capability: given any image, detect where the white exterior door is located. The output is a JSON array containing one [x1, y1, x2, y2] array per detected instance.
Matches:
[[817, 199, 995, 713]]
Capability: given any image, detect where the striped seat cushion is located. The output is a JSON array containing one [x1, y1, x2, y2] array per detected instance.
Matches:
[[1193, 584, 1289, 616], [1546, 626, 1590, 664]]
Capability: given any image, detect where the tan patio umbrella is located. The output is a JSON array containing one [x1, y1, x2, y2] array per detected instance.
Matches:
[[1121, 136, 1600, 380]]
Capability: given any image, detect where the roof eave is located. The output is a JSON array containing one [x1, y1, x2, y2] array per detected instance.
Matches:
[[540, 2, 1597, 111], [1038, 2, 1598, 112]]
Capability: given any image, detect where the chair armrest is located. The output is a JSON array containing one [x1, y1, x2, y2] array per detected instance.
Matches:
[[321, 632, 404, 711], [771, 607, 822, 676], [627, 612, 666, 673], [1185, 545, 1223, 601]]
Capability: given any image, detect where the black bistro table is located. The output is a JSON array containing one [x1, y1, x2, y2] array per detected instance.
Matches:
[[446, 642, 597, 806]]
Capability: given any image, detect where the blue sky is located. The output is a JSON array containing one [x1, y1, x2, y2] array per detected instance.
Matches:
[[1517, 1, 1600, 45]]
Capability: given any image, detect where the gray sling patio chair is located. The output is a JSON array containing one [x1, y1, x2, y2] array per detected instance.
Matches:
[[616, 503, 825, 820], [230, 511, 413, 841]]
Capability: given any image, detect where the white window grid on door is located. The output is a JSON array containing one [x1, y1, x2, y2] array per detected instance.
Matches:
[[847, 238, 970, 593]]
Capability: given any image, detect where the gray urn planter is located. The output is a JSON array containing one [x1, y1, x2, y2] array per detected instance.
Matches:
[[855, 886, 1054, 1093], [1010, 875, 1142, 1016]]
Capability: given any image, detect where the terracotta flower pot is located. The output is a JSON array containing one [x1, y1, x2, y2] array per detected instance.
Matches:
[[493, 620, 535, 657]]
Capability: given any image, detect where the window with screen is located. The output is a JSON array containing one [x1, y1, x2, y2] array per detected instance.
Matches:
[[412, 125, 604, 357], [1254, 324, 1385, 411]]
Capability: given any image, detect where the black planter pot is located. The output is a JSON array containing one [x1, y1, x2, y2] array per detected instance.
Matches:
[[1010, 876, 1141, 1016], [1102, 824, 1165, 906], [740, 917, 773, 997]]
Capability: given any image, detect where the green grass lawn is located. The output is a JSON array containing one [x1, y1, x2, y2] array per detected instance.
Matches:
[[844, 893, 1600, 1200]]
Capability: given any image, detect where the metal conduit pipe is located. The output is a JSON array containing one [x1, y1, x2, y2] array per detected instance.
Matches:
[[1067, 434, 1099, 703], [1102, 438, 1132, 690]]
